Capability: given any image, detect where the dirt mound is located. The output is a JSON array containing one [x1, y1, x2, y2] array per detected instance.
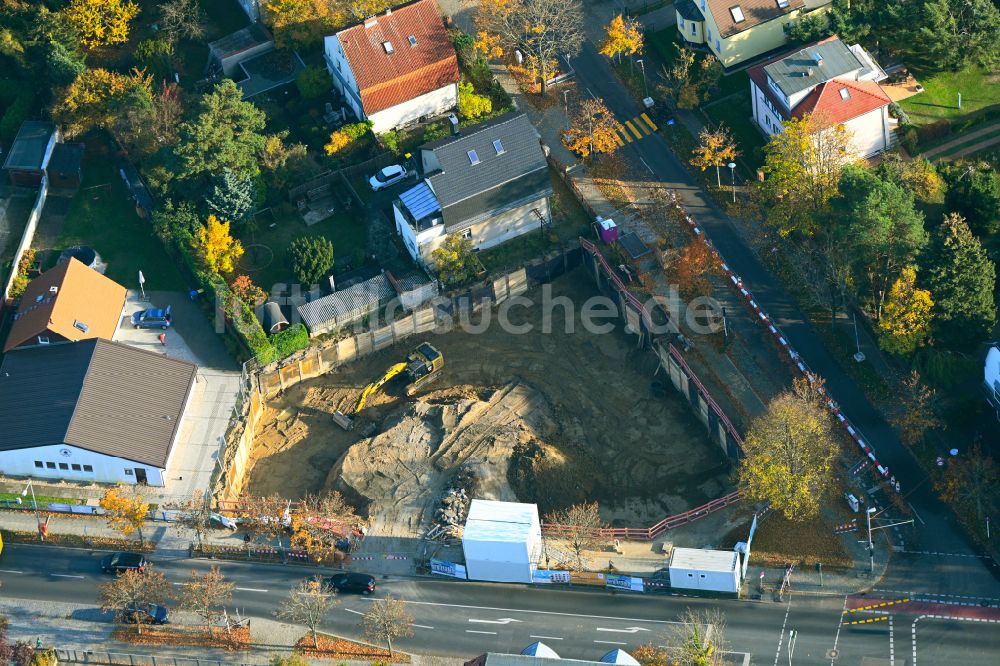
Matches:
[[328, 382, 555, 537]]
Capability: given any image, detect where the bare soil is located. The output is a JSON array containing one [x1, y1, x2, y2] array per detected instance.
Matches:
[[248, 270, 731, 536]]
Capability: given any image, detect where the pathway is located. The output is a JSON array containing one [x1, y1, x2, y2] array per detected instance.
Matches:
[[921, 122, 1000, 160]]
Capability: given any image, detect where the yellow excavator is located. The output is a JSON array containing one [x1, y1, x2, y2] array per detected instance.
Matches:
[[332, 342, 444, 430]]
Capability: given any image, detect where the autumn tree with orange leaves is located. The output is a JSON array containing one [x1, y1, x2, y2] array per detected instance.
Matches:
[[562, 98, 623, 158]]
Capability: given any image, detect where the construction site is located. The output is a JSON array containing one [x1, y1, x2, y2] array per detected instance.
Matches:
[[246, 269, 732, 541]]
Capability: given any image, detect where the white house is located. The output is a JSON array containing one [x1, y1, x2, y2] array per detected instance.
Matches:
[[0, 339, 197, 486], [748, 36, 892, 158], [393, 113, 552, 266], [323, 0, 459, 134]]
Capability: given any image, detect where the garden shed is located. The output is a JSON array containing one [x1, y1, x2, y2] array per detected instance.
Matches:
[[462, 499, 542, 584]]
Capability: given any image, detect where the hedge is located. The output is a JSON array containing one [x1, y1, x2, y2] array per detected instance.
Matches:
[[271, 323, 309, 360]]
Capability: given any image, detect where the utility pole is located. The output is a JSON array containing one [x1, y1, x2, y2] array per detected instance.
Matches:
[[22, 478, 42, 541], [866, 506, 876, 575], [563, 90, 570, 129], [727, 162, 737, 203]]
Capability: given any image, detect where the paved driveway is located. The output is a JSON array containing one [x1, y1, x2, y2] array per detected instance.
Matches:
[[115, 290, 241, 502]]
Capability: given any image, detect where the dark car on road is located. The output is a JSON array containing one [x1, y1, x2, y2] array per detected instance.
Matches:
[[325, 572, 376, 594], [131, 306, 172, 329], [101, 552, 148, 574], [122, 604, 169, 625]]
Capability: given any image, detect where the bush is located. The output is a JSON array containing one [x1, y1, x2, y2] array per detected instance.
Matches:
[[899, 125, 919, 155], [0, 93, 34, 144], [271, 323, 309, 359], [288, 236, 335, 286], [135, 38, 174, 79], [423, 122, 448, 142], [341, 120, 373, 141], [378, 129, 399, 154], [30, 649, 57, 666], [0, 78, 20, 106], [8, 248, 37, 300], [458, 81, 492, 119], [295, 65, 331, 99], [916, 119, 952, 145], [888, 102, 910, 125]]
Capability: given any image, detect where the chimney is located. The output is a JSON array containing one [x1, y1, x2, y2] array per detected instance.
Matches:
[[806, 67, 814, 77], [385, 7, 392, 15], [447, 113, 459, 136]]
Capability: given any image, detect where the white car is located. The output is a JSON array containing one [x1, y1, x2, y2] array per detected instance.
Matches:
[[369, 164, 408, 191]]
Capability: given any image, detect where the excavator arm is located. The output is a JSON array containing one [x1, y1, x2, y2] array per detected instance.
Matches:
[[353, 362, 407, 414]]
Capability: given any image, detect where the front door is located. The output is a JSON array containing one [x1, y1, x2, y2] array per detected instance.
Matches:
[[134, 468, 148, 484]]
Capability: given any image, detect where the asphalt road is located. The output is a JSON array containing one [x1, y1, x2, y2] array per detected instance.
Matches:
[[3, 544, 1000, 664], [566, 38, 1000, 599]]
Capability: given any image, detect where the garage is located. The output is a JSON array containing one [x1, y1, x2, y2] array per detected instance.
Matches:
[[462, 499, 542, 583]]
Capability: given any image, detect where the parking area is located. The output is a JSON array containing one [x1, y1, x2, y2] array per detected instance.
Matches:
[[115, 290, 241, 501]]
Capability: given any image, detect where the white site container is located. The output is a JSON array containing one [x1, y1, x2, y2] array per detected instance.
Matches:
[[668, 547, 740, 593], [462, 499, 541, 583]]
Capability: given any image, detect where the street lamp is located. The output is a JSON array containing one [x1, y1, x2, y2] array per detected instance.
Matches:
[[637, 58, 647, 97], [562, 90, 570, 129], [22, 478, 43, 541], [866, 506, 877, 575], [727, 162, 737, 203]]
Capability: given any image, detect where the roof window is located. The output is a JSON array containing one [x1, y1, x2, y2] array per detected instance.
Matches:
[[839, 87, 851, 100], [776, 0, 789, 7], [493, 139, 505, 155], [408, 35, 417, 47], [468, 150, 480, 165], [383, 41, 394, 54], [49, 286, 58, 293], [730, 6, 745, 22], [73, 320, 89, 333]]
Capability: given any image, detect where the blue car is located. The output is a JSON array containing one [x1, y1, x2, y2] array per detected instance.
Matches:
[[131, 306, 172, 329]]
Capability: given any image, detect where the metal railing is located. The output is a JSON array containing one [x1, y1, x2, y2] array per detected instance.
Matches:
[[55, 649, 270, 666]]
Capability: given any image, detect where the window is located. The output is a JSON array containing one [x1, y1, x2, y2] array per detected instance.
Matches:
[[691, 23, 696, 35], [382, 41, 394, 54], [730, 6, 745, 22], [46, 462, 56, 469], [467, 150, 480, 165], [83, 465, 93, 472], [707, 28, 712, 41], [716, 39, 721, 51], [493, 139, 505, 155], [72, 464, 82, 471], [408, 35, 417, 47], [38, 336, 49, 344], [125, 469, 134, 476], [59, 463, 69, 470], [700, 0, 705, 8], [34, 461, 43, 468], [679, 17, 684, 28], [73, 320, 89, 333], [839, 87, 851, 100]]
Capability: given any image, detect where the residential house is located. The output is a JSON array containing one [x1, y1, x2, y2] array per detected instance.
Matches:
[[3, 258, 128, 353], [675, 0, 832, 68], [2, 121, 59, 188], [393, 113, 552, 266], [323, 0, 460, 133], [0, 338, 198, 486], [748, 36, 892, 157]]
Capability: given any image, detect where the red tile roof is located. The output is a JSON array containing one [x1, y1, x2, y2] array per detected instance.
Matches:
[[790, 79, 890, 124], [336, 0, 459, 116]]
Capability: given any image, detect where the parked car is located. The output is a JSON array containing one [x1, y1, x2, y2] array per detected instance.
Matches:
[[324, 572, 376, 594], [369, 165, 407, 191], [131, 306, 172, 329], [101, 552, 148, 574], [122, 604, 169, 625]]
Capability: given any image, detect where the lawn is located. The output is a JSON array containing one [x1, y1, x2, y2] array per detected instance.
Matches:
[[56, 141, 185, 292], [703, 85, 767, 171], [238, 206, 367, 292], [900, 65, 1000, 126]]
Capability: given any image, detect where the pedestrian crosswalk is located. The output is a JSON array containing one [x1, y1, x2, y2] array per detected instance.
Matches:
[[613, 112, 658, 146]]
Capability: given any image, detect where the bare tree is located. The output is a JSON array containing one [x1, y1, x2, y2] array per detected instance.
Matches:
[[276, 577, 339, 649], [176, 567, 235, 635], [361, 595, 414, 657], [171, 489, 213, 549], [544, 501, 605, 570], [240, 493, 291, 553], [290, 490, 364, 562], [475, 0, 584, 96], [160, 0, 205, 44], [99, 567, 171, 635], [666, 607, 728, 666]]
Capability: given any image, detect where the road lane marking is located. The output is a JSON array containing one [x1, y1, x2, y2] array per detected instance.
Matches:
[[530, 635, 564, 640], [0, 569, 23, 574], [411, 623, 434, 630], [889, 616, 895, 666], [399, 600, 682, 626], [625, 120, 642, 140], [639, 157, 654, 174], [613, 133, 624, 147], [470, 618, 523, 625], [50, 573, 85, 579], [235, 587, 268, 592], [594, 640, 627, 645], [466, 630, 497, 635], [640, 113, 658, 131], [772, 602, 791, 666], [596, 627, 650, 633], [830, 595, 848, 666], [344, 609, 364, 615]]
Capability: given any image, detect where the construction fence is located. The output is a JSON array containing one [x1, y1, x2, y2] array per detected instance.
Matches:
[[54, 649, 269, 666]]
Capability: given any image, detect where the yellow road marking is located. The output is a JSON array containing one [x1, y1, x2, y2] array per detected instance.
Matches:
[[846, 599, 910, 613], [618, 127, 632, 143], [842, 616, 889, 626], [641, 113, 658, 131], [613, 132, 624, 147], [633, 116, 652, 135], [625, 120, 643, 140]]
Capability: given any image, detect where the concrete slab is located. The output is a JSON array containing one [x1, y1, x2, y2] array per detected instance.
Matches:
[[116, 290, 241, 503]]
